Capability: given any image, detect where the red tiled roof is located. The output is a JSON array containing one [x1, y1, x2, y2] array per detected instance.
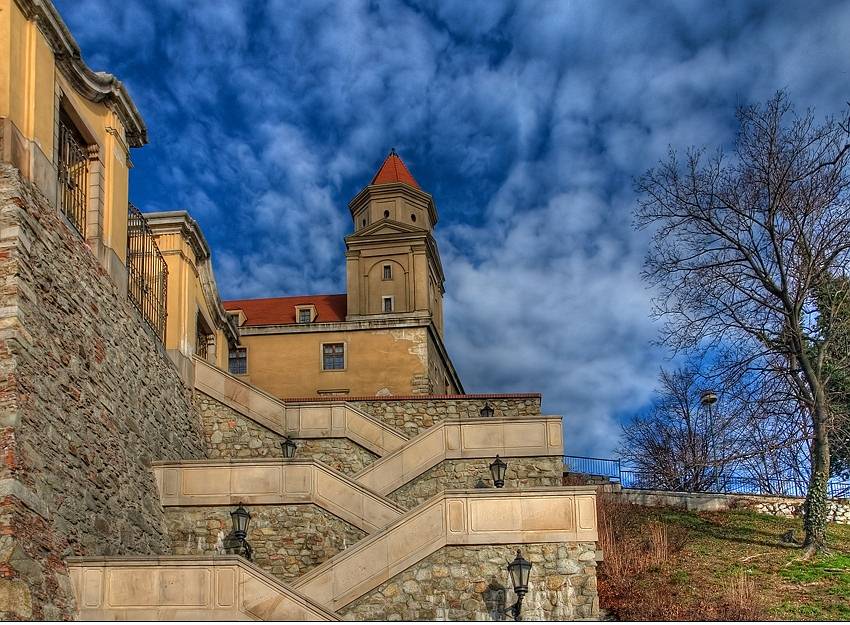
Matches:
[[370, 149, 420, 189], [223, 294, 347, 326]]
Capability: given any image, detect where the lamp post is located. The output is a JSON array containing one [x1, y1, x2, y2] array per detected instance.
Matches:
[[480, 402, 495, 418], [504, 550, 532, 621], [700, 389, 720, 488], [280, 436, 297, 459], [490, 455, 507, 488]]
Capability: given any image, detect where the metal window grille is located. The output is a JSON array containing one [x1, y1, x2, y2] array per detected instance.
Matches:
[[322, 343, 344, 370], [228, 347, 248, 375], [57, 115, 89, 235], [127, 203, 168, 341]]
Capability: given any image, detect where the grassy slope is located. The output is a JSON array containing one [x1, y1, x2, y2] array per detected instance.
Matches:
[[597, 498, 850, 621]]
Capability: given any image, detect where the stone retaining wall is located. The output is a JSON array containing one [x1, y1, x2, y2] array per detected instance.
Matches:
[[164, 505, 365, 582], [196, 391, 378, 475], [0, 165, 205, 619], [619, 488, 850, 524], [340, 542, 599, 621], [349, 396, 542, 437], [389, 456, 564, 510]]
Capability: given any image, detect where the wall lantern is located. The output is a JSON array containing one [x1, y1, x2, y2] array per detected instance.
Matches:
[[230, 502, 251, 540], [505, 550, 532, 621], [479, 402, 495, 418], [280, 436, 297, 459], [490, 455, 507, 488]]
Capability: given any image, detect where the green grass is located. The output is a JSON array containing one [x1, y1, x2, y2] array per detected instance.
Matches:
[[598, 499, 850, 621]]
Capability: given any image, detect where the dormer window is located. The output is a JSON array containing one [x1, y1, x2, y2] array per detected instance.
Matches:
[[383, 264, 392, 280]]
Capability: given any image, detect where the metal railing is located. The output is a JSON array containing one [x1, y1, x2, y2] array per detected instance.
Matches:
[[57, 117, 89, 235], [127, 203, 168, 341], [564, 455, 850, 499]]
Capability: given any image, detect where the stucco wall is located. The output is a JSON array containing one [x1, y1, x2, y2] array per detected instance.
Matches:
[[196, 390, 378, 475], [388, 456, 564, 510], [164, 504, 365, 583], [0, 165, 204, 619], [340, 542, 599, 621], [349, 396, 542, 437]]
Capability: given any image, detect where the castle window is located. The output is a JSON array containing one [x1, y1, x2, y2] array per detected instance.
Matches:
[[322, 343, 345, 370], [383, 210, 390, 218], [382, 296, 394, 313], [228, 347, 248, 375], [383, 264, 392, 280], [362, 218, 366, 227], [410, 213, 416, 222], [57, 109, 89, 236], [299, 308, 312, 323]]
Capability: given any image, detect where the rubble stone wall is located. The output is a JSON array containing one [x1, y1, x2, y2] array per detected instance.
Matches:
[[0, 165, 205, 619], [341, 542, 599, 621], [164, 504, 365, 582], [389, 456, 564, 510]]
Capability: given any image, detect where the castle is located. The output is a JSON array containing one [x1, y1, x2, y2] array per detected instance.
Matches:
[[0, 0, 599, 620]]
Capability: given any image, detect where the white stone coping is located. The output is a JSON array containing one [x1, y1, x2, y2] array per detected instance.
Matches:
[[193, 358, 409, 456], [151, 459, 405, 533], [293, 486, 597, 610], [67, 554, 339, 621], [352, 415, 565, 495]]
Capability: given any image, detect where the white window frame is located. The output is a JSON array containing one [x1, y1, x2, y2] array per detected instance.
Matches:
[[321, 341, 346, 371]]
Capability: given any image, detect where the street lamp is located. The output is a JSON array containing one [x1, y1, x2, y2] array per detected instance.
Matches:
[[480, 402, 495, 418], [505, 550, 532, 621], [490, 455, 507, 488], [280, 436, 297, 459], [700, 389, 718, 410]]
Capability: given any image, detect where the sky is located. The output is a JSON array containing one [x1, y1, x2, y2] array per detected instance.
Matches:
[[54, 0, 850, 456]]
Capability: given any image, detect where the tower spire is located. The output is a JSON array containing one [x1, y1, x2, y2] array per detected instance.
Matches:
[[370, 149, 420, 189]]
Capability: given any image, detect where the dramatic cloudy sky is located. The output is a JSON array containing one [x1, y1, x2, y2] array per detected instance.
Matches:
[[55, 0, 850, 455]]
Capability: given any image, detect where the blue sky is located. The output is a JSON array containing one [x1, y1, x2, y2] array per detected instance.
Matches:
[[54, 0, 850, 456]]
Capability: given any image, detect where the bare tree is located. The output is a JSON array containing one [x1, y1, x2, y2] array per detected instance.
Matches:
[[635, 92, 850, 554], [619, 365, 740, 492]]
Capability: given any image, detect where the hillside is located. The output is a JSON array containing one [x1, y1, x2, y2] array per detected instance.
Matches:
[[597, 496, 850, 621]]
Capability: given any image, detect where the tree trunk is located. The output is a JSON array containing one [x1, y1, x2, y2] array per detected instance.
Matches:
[[803, 401, 831, 555]]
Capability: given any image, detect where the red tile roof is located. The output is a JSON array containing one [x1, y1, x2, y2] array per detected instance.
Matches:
[[223, 294, 347, 326], [370, 149, 420, 189]]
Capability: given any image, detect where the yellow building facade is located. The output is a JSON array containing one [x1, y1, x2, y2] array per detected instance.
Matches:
[[224, 151, 463, 398]]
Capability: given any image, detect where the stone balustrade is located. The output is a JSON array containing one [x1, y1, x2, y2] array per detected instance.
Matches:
[[353, 416, 564, 495], [194, 358, 408, 456], [67, 555, 339, 621], [152, 459, 404, 533], [292, 487, 597, 611]]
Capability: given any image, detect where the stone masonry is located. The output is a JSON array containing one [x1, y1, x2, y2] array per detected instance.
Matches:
[[349, 396, 542, 437], [0, 165, 206, 619], [341, 542, 599, 621], [196, 391, 378, 475], [389, 456, 565, 510], [164, 505, 365, 583]]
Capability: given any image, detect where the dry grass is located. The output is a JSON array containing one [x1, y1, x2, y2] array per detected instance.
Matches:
[[596, 494, 850, 621]]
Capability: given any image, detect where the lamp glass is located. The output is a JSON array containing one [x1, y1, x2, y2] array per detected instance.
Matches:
[[489, 454, 507, 487], [508, 550, 532, 594], [480, 402, 494, 418], [231, 503, 251, 539]]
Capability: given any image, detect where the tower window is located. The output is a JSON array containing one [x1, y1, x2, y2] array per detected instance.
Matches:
[[410, 213, 416, 222], [228, 347, 248, 375], [322, 343, 345, 370], [362, 218, 366, 227], [383, 264, 392, 280], [382, 296, 394, 313], [383, 210, 390, 218]]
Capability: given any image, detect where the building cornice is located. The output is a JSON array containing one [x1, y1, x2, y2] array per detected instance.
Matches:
[[15, 0, 148, 147]]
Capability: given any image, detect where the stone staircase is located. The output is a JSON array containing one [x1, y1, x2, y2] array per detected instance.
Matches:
[[69, 361, 598, 621]]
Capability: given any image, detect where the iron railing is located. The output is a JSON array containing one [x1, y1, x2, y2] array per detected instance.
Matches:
[[564, 455, 850, 499], [57, 116, 89, 235], [127, 203, 168, 340], [563, 455, 621, 481]]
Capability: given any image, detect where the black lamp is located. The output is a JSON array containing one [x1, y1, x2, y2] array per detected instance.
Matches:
[[280, 436, 297, 459], [506, 550, 532, 621], [490, 455, 507, 488], [230, 502, 251, 540], [480, 402, 495, 418]]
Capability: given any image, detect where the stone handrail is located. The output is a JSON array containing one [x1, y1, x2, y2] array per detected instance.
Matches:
[[152, 459, 404, 533], [193, 357, 408, 456], [352, 416, 564, 495], [68, 555, 339, 621], [292, 487, 597, 611]]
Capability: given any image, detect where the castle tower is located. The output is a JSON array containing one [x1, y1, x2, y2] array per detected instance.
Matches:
[[345, 150, 445, 335]]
